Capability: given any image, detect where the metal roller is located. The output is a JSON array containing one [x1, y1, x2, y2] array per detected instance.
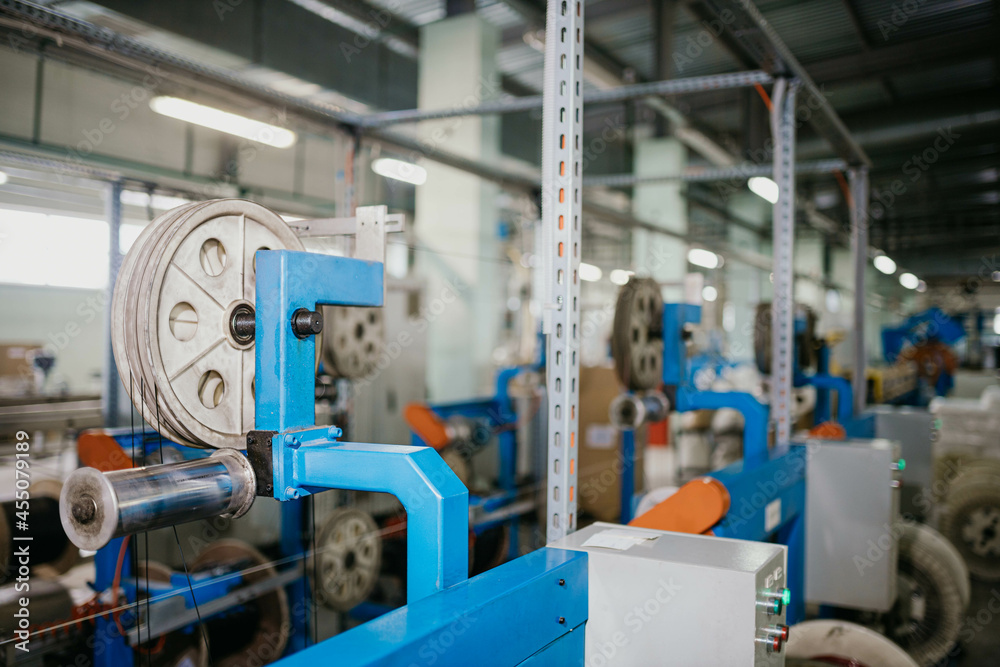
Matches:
[[608, 391, 669, 430], [59, 449, 256, 550], [611, 278, 664, 391]]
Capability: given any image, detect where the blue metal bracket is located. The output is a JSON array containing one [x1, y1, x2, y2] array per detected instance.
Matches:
[[273, 547, 587, 667], [675, 386, 771, 470], [254, 250, 469, 604], [255, 249, 384, 432], [272, 425, 469, 602]]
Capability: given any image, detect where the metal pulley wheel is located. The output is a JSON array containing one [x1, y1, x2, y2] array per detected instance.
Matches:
[[322, 306, 385, 379], [785, 620, 919, 667], [313, 508, 382, 611], [192, 539, 290, 667], [611, 277, 664, 390], [939, 463, 1000, 581], [887, 522, 969, 666], [754, 302, 818, 375], [112, 199, 304, 448]]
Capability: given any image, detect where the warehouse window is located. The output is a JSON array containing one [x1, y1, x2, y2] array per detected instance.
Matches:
[[0, 208, 109, 289]]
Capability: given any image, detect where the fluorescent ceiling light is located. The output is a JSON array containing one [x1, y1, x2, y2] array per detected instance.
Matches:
[[702, 285, 718, 302], [899, 272, 919, 290], [0, 171, 8, 186], [873, 254, 896, 275], [687, 248, 719, 269], [150, 96, 296, 148], [609, 269, 633, 286], [579, 262, 603, 282], [372, 158, 427, 186], [748, 176, 779, 204], [825, 288, 841, 313]]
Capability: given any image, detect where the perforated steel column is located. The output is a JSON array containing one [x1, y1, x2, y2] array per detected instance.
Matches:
[[770, 79, 798, 446], [849, 167, 870, 416], [542, 0, 584, 542]]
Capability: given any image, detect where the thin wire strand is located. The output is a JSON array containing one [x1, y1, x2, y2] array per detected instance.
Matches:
[[156, 384, 214, 666]]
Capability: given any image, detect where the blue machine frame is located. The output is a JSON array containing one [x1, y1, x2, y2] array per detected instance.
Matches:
[[251, 249, 587, 665]]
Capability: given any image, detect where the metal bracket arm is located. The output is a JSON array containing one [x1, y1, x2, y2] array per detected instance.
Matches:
[[271, 426, 469, 603], [676, 387, 770, 469]]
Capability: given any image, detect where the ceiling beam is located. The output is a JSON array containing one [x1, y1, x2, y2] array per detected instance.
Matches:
[[805, 26, 994, 85]]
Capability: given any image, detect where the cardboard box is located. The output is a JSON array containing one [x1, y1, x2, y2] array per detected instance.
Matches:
[[577, 365, 645, 521], [0, 343, 43, 396]]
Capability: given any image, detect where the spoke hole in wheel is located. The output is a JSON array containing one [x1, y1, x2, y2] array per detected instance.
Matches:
[[251, 377, 255, 400], [169, 302, 198, 341], [200, 238, 228, 276], [198, 370, 226, 409], [355, 323, 365, 340]]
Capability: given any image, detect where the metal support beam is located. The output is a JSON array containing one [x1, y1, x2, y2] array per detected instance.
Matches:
[[770, 79, 798, 446], [582, 158, 845, 188], [356, 71, 773, 127], [542, 0, 583, 542], [849, 167, 870, 416], [698, 0, 871, 167], [101, 179, 123, 426]]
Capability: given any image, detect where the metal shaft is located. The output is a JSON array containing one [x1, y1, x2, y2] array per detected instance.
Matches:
[[59, 449, 256, 550]]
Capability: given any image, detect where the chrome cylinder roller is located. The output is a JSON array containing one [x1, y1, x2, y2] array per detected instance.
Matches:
[[59, 449, 255, 550], [609, 391, 670, 430]]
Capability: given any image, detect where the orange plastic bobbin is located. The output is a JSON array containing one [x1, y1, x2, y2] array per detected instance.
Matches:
[[77, 430, 135, 472], [629, 477, 731, 535], [403, 403, 451, 450]]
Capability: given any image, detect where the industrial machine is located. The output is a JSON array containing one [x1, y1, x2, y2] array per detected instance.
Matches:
[[608, 277, 969, 666], [882, 308, 964, 401], [404, 364, 543, 563], [50, 199, 805, 666]]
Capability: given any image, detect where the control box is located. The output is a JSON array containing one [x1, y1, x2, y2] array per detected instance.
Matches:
[[549, 523, 788, 666], [804, 438, 902, 611]]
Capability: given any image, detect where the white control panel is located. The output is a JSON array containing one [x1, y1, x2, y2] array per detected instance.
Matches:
[[550, 523, 788, 665]]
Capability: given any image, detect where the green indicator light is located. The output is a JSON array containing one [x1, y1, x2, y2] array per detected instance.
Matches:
[[782, 589, 791, 605], [898, 459, 906, 471]]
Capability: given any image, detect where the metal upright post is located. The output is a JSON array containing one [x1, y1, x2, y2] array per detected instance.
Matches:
[[849, 167, 870, 416], [542, 0, 584, 542], [102, 179, 123, 427], [770, 79, 798, 446]]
